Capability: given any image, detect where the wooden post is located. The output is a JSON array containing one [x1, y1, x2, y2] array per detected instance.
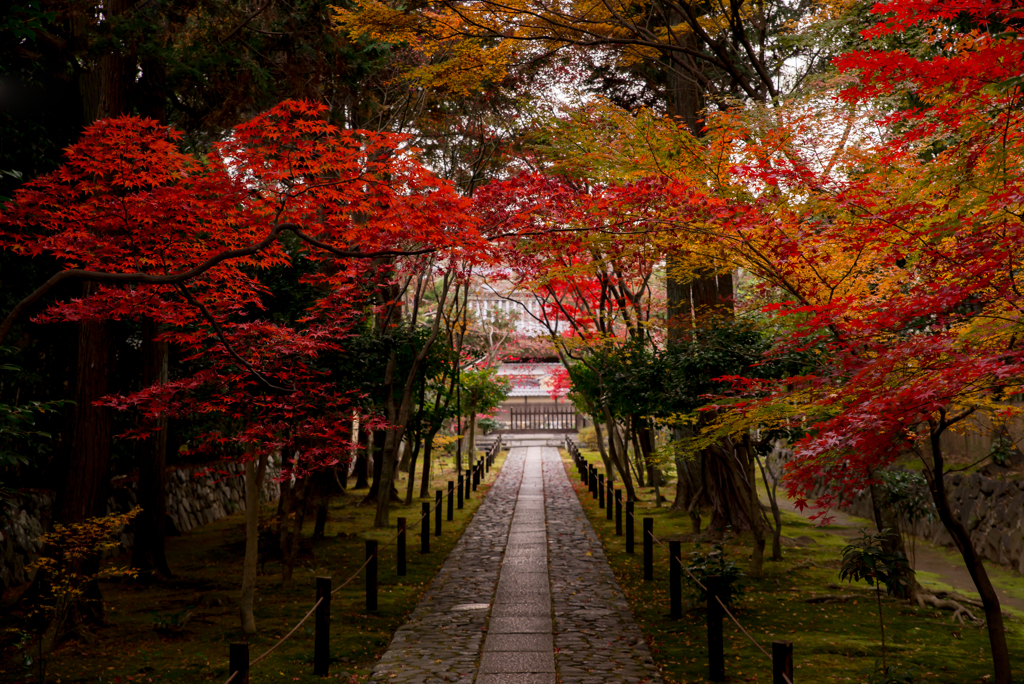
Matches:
[[589, 465, 598, 497], [643, 517, 654, 581], [581, 460, 588, 485], [615, 490, 623, 535], [465, 468, 471, 500], [606, 480, 613, 521], [669, 541, 681, 620], [598, 473, 605, 508], [707, 575, 725, 682], [314, 576, 331, 676], [447, 481, 455, 521], [773, 641, 794, 684], [457, 473, 464, 510], [229, 643, 249, 684], [435, 490, 442, 537], [396, 518, 406, 576], [421, 502, 430, 554], [626, 501, 635, 554], [365, 540, 378, 613]]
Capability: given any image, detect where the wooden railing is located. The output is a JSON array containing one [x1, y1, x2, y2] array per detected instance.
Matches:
[[503, 406, 580, 433]]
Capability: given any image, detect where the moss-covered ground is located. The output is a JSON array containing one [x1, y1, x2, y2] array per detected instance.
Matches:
[[2, 452, 506, 684], [565, 448, 1024, 684]]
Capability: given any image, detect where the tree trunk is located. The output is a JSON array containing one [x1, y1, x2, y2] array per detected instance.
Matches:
[[132, 317, 171, 577], [354, 428, 370, 489], [628, 422, 645, 487], [467, 413, 478, 472], [754, 453, 784, 561], [365, 429, 385, 501], [420, 431, 436, 499], [602, 407, 636, 500], [592, 421, 614, 483], [281, 477, 307, 586], [928, 423, 1011, 684], [240, 448, 268, 635], [405, 436, 420, 505]]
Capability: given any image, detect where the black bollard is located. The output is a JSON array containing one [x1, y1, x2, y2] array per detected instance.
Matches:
[[314, 576, 331, 675], [396, 518, 406, 576], [581, 460, 588, 485], [643, 517, 654, 581], [229, 643, 249, 684], [448, 481, 455, 521], [465, 468, 472, 500], [625, 501, 635, 554], [457, 473, 464, 510], [707, 575, 725, 682], [365, 540, 378, 613], [421, 502, 430, 554], [669, 541, 681, 619], [435, 490, 442, 537], [598, 473, 605, 508], [615, 490, 623, 535], [773, 641, 794, 684]]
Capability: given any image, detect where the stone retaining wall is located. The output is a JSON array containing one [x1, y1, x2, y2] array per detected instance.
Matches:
[[834, 472, 1024, 575], [1, 461, 280, 592]]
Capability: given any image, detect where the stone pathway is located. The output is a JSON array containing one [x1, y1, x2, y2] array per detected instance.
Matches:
[[369, 446, 662, 684]]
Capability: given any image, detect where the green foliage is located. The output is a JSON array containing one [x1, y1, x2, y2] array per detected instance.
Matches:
[[839, 529, 912, 596], [577, 425, 599, 450], [566, 319, 805, 426], [459, 366, 511, 417], [876, 470, 934, 526], [0, 346, 71, 501], [865, 661, 920, 684], [683, 538, 745, 608]]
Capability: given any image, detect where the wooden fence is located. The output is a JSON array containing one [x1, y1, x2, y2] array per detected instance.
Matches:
[[504, 406, 581, 433]]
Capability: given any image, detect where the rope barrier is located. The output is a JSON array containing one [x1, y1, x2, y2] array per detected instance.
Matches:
[[251, 596, 324, 666], [222, 444, 504, 683], [573, 446, 792, 684]]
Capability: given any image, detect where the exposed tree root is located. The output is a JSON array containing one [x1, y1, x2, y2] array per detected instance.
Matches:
[[916, 591, 983, 626]]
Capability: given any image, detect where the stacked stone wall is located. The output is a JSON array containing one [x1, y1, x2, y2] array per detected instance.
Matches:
[[835, 472, 1024, 574], [1, 461, 279, 592]]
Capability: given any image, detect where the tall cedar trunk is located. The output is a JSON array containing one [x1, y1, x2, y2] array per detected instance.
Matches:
[[59, 284, 114, 527], [928, 425, 1011, 683], [240, 449, 268, 635], [43, 285, 115, 652], [671, 427, 705, 533], [132, 317, 171, 577]]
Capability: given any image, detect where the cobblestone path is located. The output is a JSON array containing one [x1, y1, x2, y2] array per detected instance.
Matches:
[[369, 446, 662, 684]]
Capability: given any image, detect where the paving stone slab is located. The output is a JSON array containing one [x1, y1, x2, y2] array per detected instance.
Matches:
[[368, 444, 663, 684]]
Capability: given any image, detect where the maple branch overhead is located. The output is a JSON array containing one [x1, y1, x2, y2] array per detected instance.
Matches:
[[0, 222, 436, 344], [175, 283, 293, 394]]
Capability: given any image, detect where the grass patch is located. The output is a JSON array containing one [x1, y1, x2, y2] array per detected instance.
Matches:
[[564, 449, 1024, 684], [4, 453, 507, 683]]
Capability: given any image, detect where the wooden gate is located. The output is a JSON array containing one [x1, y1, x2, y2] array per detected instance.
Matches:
[[505, 406, 580, 433]]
